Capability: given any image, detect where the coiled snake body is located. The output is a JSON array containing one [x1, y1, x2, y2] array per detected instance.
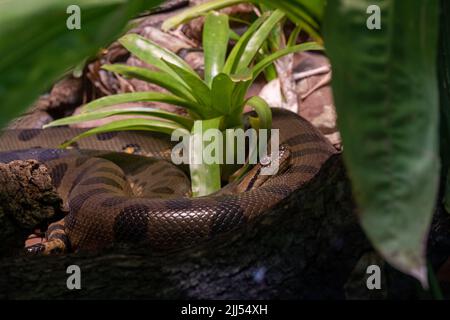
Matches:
[[0, 109, 337, 254]]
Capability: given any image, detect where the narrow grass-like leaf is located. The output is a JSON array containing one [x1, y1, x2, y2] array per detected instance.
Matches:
[[81, 92, 202, 116], [287, 25, 302, 47], [119, 34, 197, 81], [190, 117, 223, 197], [60, 118, 186, 148], [203, 12, 230, 86], [162, 59, 212, 112], [245, 96, 272, 130], [254, 0, 324, 41], [162, 0, 243, 31], [102, 64, 195, 101], [324, 0, 440, 286], [229, 69, 253, 113], [233, 10, 285, 73], [44, 107, 194, 130], [230, 42, 323, 114], [260, 56, 278, 81], [223, 13, 269, 75], [229, 29, 241, 42], [252, 42, 323, 78]]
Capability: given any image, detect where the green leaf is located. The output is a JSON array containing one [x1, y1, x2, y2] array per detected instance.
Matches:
[[81, 92, 202, 116], [0, 0, 164, 129], [203, 12, 230, 87], [287, 25, 302, 47], [162, 59, 212, 113], [162, 0, 324, 42], [189, 117, 223, 197], [223, 13, 269, 75], [229, 29, 241, 42], [211, 73, 235, 116], [252, 42, 323, 78], [245, 96, 272, 130], [324, 0, 440, 287], [229, 68, 253, 114], [162, 0, 243, 31], [230, 42, 323, 113], [44, 107, 194, 130], [230, 68, 253, 82], [102, 64, 195, 101], [119, 34, 197, 82], [253, 0, 324, 41], [60, 118, 186, 148]]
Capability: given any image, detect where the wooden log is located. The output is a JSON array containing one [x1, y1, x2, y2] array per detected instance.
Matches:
[[0, 152, 449, 299]]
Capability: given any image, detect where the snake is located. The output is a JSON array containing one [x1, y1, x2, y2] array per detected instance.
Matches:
[[0, 108, 337, 254]]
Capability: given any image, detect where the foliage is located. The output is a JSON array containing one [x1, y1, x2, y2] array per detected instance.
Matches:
[[323, 0, 440, 287], [47, 9, 323, 196], [6, 0, 447, 288], [162, 0, 324, 41], [0, 0, 164, 129]]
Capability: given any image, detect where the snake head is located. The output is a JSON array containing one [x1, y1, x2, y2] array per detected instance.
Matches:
[[259, 144, 291, 175], [235, 144, 292, 192]]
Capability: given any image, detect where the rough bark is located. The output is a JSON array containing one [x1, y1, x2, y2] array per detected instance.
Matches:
[[1, 155, 447, 299], [0, 160, 62, 257]]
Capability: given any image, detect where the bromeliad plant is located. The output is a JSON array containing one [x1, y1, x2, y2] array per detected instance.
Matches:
[[45, 9, 322, 197]]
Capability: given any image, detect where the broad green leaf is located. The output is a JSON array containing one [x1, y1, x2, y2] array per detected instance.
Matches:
[[203, 12, 230, 86], [211, 73, 235, 116], [119, 34, 197, 82], [245, 96, 272, 130], [324, 0, 440, 287], [60, 118, 186, 148], [81, 92, 202, 116], [102, 64, 195, 101], [223, 13, 269, 75], [189, 117, 223, 197], [162, 0, 243, 31], [0, 0, 164, 129], [44, 107, 194, 130], [162, 59, 212, 113], [439, 0, 450, 214]]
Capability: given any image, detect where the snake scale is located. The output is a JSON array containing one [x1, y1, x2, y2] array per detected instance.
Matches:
[[0, 108, 337, 254]]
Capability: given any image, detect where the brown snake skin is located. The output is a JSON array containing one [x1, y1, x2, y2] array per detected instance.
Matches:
[[0, 108, 337, 254]]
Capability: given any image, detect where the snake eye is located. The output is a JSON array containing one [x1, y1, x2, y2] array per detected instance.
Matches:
[[259, 145, 290, 167]]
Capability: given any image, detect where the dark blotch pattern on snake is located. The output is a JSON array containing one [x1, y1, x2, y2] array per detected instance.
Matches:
[[0, 109, 337, 254]]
